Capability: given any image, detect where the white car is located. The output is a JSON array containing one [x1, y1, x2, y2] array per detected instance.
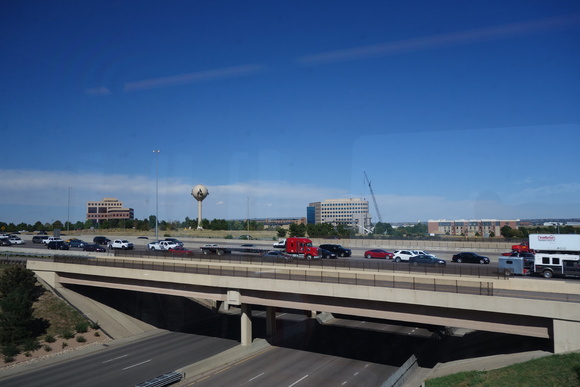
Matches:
[[8, 237, 24, 245], [393, 250, 421, 262], [273, 239, 286, 248]]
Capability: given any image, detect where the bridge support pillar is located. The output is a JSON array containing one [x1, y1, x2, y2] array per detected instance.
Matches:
[[241, 304, 252, 346], [553, 319, 580, 354], [266, 306, 277, 337]]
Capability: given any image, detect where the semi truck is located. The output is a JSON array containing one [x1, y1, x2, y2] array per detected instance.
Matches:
[[529, 234, 580, 279], [201, 237, 319, 259]]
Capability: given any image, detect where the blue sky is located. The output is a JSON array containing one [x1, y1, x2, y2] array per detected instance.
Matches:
[[1, 1, 579, 225]]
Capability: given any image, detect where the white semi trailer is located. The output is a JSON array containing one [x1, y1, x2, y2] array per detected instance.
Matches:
[[530, 234, 580, 279]]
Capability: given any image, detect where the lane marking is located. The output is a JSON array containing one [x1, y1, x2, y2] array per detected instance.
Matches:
[[248, 372, 265, 382], [102, 354, 128, 363], [289, 374, 309, 387], [122, 359, 151, 370]]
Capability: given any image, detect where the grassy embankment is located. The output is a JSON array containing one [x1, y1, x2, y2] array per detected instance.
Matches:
[[426, 352, 580, 387], [0, 265, 99, 364]]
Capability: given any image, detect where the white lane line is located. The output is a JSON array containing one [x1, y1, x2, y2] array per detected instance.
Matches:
[[122, 359, 151, 370], [102, 354, 128, 363], [288, 374, 309, 387], [248, 372, 265, 382]]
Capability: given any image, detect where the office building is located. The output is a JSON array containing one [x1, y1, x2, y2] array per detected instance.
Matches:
[[86, 198, 134, 223], [308, 198, 371, 231], [428, 219, 520, 237]]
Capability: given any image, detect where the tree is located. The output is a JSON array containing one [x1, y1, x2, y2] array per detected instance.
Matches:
[[500, 225, 513, 238], [276, 227, 287, 238], [289, 223, 306, 237], [0, 267, 40, 347]]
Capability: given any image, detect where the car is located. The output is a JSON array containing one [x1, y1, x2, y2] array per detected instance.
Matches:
[[8, 237, 25, 245], [451, 252, 490, 264], [364, 249, 394, 259], [32, 235, 49, 244], [203, 243, 218, 247], [393, 250, 421, 262], [83, 244, 106, 252], [164, 238, 184, 247], [239, 235, 254, 240], [93, 236, 111, 245], [409, 254, 446, 266], [137, 236, 149, 239], [273, 239, 286, 248], [319, 244, 352, 257], [241, 244, 260, 253], [261, 251, 291, 260], [168, 246, 193, 255], [47, 241, 70, 250], [67, 239, 87, 248], [318, 248, 337, 259], [0, 237, 12, 246]]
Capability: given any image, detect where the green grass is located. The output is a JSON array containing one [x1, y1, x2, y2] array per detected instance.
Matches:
[[426, 353, 580, 387]]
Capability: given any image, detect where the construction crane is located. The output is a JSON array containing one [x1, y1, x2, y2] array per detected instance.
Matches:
[[364, 171, 382, 224]]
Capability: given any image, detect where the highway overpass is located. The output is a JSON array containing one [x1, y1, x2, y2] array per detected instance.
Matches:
[[27, 254, 580, 354]]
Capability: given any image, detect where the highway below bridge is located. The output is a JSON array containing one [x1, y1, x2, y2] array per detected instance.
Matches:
[[26, 250, 580, 356]]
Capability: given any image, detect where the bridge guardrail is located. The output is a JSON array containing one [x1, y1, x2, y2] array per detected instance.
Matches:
[[53, 255, 495, 297], [112, 249, 502, 279]]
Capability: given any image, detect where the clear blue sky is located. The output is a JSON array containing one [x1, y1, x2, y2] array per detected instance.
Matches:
[[1, 1, 579, 225]]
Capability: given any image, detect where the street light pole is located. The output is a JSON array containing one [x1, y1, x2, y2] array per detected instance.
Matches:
[[153, 150, 160, 241], [67, 187, 71, 232]]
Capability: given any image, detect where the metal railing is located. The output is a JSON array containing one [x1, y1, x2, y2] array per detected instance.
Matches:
[[53, 255, 495, 297]]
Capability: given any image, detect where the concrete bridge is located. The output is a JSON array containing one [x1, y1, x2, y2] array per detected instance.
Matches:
[[28, 255, 580, 354]]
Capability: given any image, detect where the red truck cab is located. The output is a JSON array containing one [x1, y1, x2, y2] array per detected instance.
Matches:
[[285, 237, 319, 259]]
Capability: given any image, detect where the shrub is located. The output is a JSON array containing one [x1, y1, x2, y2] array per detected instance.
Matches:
[[94, 331, 100, 337], [44, 334, 56, 343], [62, 342, 68, 349], [89, 321, 100, 330], [1, 342, 20, 358], [22, 338, 41, 352], [24, 352, 31, 357], [3, 355, 14, 363], [43, 344, 52, 352], [75, 321, 89, 333], [75, 335, 86, 343], [62, 330, 74, 340]]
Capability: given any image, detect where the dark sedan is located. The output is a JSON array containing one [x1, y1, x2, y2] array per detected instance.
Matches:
[[319, 248, 337, 259], [67, 239, 87, 248], [452, 252, 490, 264], [47, 241, 69, 250], [261, 251, 292, 260], [83, 244, 106, 252], [409, 254, 446, 266], [364, 249, 394, 259]]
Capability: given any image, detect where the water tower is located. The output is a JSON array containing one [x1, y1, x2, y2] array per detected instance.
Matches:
[[191, 184, 208, 229]]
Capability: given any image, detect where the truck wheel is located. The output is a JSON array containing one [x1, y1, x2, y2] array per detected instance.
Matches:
[[306, 254, 313, 260], [542, 270, 553, 279], [149, 246, 155, 250], [202, 249, 209, 255], [217, 249, 224, 255]]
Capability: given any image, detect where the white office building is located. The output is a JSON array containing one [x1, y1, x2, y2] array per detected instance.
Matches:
[[308, 198, 371, 231]]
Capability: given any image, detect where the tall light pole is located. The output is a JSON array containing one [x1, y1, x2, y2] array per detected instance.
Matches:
[[153, 150, 160, 241], [67, 187, 71, 232]]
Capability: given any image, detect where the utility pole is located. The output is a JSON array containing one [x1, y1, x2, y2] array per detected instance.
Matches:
[[153, 150, 160, 241]]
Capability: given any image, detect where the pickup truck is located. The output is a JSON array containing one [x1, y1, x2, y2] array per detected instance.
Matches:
[[108, 239, 134, 250], [147, 240, 179, 251], [43, 237, 63, 245]]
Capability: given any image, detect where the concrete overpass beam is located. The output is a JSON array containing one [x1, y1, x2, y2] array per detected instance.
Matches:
[[266, 306, 277, 337], [241, 304, 252, 346], [553, 319, 580, 354]]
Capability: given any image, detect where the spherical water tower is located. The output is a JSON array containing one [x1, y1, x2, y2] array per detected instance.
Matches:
[[191, 184, 208, 229]]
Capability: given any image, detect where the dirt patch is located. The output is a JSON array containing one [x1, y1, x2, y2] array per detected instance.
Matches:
[[0, 328, 110, 371]]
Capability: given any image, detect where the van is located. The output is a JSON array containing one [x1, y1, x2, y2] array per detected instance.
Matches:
[[33, 235, 49, 244], [93, 236, 111, 245]]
